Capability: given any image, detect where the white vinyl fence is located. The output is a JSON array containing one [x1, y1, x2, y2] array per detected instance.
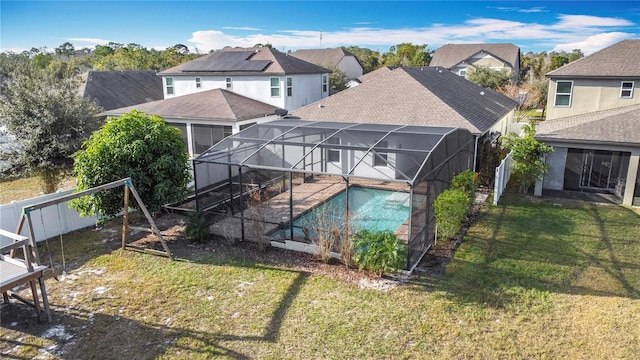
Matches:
[[0, 189, 97, 247], [493, 152, 514, 205]]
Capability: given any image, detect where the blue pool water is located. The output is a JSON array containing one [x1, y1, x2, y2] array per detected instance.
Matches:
[[293, 187, 410, 235]]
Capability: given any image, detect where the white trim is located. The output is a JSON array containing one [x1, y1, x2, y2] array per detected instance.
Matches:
[[554, 80, 573, 107], [270, 77, 280, 97], [620, 81, 634, 98]]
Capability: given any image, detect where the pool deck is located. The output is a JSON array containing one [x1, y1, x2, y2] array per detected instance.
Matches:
[[209, 175, 411, 243]]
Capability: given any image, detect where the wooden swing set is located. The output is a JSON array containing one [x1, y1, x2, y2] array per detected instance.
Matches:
[[1, 177, 172, 322]]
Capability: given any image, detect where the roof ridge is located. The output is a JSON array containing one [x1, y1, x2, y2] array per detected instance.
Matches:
[[218, 89, 240, 120]]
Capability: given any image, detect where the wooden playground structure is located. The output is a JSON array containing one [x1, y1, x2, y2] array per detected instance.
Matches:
[[1, 178, 172, 322]]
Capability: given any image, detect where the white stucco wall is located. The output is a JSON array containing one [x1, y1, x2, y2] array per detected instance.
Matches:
[[162, 73, 328, 111], [338, 57, 364, 80]]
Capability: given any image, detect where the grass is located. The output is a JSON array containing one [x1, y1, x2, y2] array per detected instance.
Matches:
[[515, 108, 545, 122], [1, 191, 639, 359], [0, 176, 76, 204]]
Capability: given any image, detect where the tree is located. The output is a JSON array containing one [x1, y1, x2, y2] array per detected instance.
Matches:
[[72, 110, 191, 217], [500, 122, 553, 194], [327, 65, 347, 92], [0, 60, 102, 193], [382, 43, 431, 67], [55, 41, 75, 57], [343, 46, 381, 74], [467, 66, 512, 90]]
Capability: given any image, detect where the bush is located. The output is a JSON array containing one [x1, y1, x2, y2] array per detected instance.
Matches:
[[185, 211, 210, 243], [72, 110, 191, 217], [450, 169, 480, 208], [351, 229, 407, 276], [433, 188, 468, 240]]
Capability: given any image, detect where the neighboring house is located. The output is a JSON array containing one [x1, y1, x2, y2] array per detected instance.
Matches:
[[102, 89, 282, 158], [545, 39, 640, 120], [536, 105, 640, 206], [157, 47, 331, 112], [535, 39, 640, 206], [79, 70, 164, 110], [290, 48, 363, 81], [429, 43, 521, 84], [291, 66, 517, 168]]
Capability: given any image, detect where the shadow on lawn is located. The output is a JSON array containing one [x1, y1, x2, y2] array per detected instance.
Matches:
[[2, 263, 309, 359], [413, 194, 640, 309]]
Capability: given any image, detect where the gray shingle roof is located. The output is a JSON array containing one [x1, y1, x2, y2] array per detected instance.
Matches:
[[291, 67, 516, 135], [546, 39, 640, 78], [357, 66, 397, 83], [79, 70, 163, 110], [101, 89, 279, 122], [535, 104, 640, 146], [159, 47, 331, 76], [430, 43, 520, 69], [290, 48, 355, 68]]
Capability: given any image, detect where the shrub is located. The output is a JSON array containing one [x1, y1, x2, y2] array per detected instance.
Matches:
[[72, 110, 191, 217], [450, 169, 479, 201], [185, 211, 210, 243], [433, 188, 468, 240], [351, 229, 407, 276]]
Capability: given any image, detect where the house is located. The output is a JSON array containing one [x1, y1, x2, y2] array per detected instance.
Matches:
[[102, 89, 282, 158], [290, 48, 363, 81], [347, 66, 397, 88], [79, 70, 164, 110], [545, 39, 640, 120], [536, 39, 640, 206], [157, 47, 331, 112], [291, 66, 517, 169], [429, 43, 521, 84], [536, 105, 640, 206]]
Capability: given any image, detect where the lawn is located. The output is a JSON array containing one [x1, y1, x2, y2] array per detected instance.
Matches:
[[0, 176, 77, 204], [1, 192, 639, 359]]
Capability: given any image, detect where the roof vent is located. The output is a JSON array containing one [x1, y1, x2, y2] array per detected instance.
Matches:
[[480, 91, 485, 96], [318, 104, 325, 108]]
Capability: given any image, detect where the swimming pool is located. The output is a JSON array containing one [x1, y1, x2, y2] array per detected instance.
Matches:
[[293, 187, 411, 236]]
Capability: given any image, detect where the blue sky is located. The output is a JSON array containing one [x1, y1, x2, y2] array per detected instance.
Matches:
[[1, 1, 639, 55]]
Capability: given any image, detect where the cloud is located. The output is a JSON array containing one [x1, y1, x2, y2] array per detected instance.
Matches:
[[187, 13, 637, 54], [518, 7, 548, 13], [222, 26, 262, 31], [0, 47, 30, 54], [552, 32, 634, 54], [67, 37, 111, 48]]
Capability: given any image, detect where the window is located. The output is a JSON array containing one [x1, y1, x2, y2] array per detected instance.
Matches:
[[326, 136, 340, 163], [226, 77, 232, 89], [270, 77, 280, 97], [621, 81, 634, 98], [458, 69, 467, 77], [373, 141, 388, 167], [165, 77, 174, 95], [286, 77, 293, 97], [195, 77, 201, 89], [554, 81, 573, 106], [192, 124, 232, 155], [322, 75, 328, 92]]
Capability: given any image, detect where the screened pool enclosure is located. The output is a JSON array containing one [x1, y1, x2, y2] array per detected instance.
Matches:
[[193, 120, 475, 271]]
